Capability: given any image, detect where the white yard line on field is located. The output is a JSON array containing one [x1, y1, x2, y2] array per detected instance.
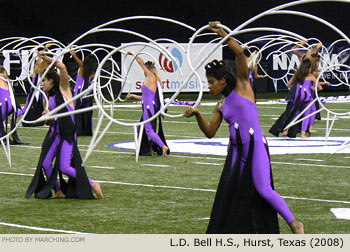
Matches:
[[260, 125, 350, 131], [140, 164, 170, 168], [257, 106, 285, 109], [12, 144, 350, 167], [295, 158, 324, 162], [1, 171, 350, 205], [89, 165, 115, 170], [11, 144, 132, 155], [10, 144, 226, 160], [193, 162, 223, 166], [0, 222, 92, 234], [271, 161, 350, 169]]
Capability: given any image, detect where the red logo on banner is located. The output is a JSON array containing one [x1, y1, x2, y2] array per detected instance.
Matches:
[[158, 46, 183, 73], [159, 48, 174, 73]]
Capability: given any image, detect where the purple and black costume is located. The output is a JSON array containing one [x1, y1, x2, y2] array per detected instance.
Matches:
[[138, 84, 169, 156], [17, 76, 44, 127], [309, 88, 322, 124], [0, 77, 23, 144], [73, 75, 93, 136], [26, 90, 95, 199], [0, 86, 14, 137], [206, 89, 295, 234], [269, 80, 312, 138]]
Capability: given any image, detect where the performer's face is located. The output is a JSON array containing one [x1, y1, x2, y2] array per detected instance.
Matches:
[[41, 77, 54, 92], [207, 76, 226, 96]]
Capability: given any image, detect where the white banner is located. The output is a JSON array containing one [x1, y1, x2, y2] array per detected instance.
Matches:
[[121, 43, 222, 93]]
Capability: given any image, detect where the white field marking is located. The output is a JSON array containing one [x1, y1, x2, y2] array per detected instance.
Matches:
[[282, 196, 350, 205], [256, 106, 285, 109], [260, 125, 350, 131], [0, 222, 92, 234], [112, 137, 350, 155], [324, 108, 349, 111], [0, 171, 32, 176], [169, 154, 225, 161], [2, 171, 350, 205], [193, 162, 223, 166], [18, 126, 213, 138], [270, 117, 340, 121], [140, 164, 170, 168], [331, 208, 350, 220], [89, 165, 115, 170], [11, 145, 41, 149], [296, 158, 324, 162], [313, 127, 350, 132], [198, 217, 210, 220], [10, 144, 226, 160], [94, 131, 205, 139], [344, 157, 350, 159], [106, 108, 214, 115], [259, 114, 282, 117], [10, 144, 133, 155], [17, 126, 49, 130], [116, 118, 202, 124], [271, 161, 350, 169]]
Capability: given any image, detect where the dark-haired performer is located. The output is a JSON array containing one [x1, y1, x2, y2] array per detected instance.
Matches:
[[184, 22, 303, 234], [26, 51, 103, 199], [70, 47, 97, 136], [126, 50, 169, 157]]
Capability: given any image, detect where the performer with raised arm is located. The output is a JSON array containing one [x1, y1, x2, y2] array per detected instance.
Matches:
[[244, 48, 265, 102], [126, 50, 169, 157], [184, 22, 303, 234], [270, 42, 328, 138], [17, 44, 52, 127], [26, 51, 103, 199], [70, 47, 97, 136], [292, 41, 324, 130]]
